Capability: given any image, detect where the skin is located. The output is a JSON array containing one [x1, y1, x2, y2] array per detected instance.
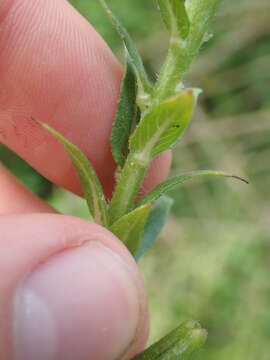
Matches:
[[0, 1, 171, 359]]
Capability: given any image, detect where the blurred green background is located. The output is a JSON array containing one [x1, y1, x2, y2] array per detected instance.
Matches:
[[1, 0, 270, 358]]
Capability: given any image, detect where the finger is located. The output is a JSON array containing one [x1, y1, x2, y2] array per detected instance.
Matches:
[[0, 0, 171, 199], [0, 214, 149, 360], [141, 150, 172, 197], [0, 163, 55, 214]]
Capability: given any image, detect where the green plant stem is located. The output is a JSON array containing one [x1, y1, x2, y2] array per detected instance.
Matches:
[[153, 0, 222, 103], [108, 0, 224, 227], [133, 320, 207, 360], [108, 153, 150, 224]]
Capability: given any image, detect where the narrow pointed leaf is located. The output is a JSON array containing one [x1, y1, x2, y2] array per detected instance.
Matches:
[[138, 170, 249, 206], [111, 59, 137, 167], [135, 196, 173, 261], [99, 0, 152, 102], [35, 119, 108, 226], [158, 0, 190, 39], [110, 203, 152, 255], [129, 89, 200, 159], [134, 320, 207, 360]]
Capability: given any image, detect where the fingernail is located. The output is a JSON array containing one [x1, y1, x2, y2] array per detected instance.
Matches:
[[13, 241, 140, 360]]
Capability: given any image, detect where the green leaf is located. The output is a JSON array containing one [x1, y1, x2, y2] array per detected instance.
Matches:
[[138, 170, 249, 206], [158, 0, 190, 39], [110, 203, 152, 255], [111, 58, 137, 167], [99, 0, 152, 107], [34, 119, 108, 226], [129, 89, 200, 159], [135, 196, 173, 261], [133, 320, 207, 360]]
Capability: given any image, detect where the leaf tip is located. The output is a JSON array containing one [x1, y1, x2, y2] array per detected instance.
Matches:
[[183, 320, 201, 329], [30, 116, 49, 131], [231, 175, 249, 184], [144, 202, 153, 210], [182, 320, 208, 347], [30, 116, 40, 125], [168, 88, 202, 104]]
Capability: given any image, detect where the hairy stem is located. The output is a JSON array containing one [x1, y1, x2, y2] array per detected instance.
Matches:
[[153, 0, 222, 103], [108, 153, 150, 224]]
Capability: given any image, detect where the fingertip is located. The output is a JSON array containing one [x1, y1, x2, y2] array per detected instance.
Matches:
[[14, 242, 140, 360], [0, 0, 171, 201], [0, 0, 121, 196], [0, 164, 55, 214], [0, 214, 148, 359]]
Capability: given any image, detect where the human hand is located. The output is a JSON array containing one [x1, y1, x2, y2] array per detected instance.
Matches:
[[0, 1, 171, 359]]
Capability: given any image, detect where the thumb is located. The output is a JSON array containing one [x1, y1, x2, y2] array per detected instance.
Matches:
[[0, 214, 148, 360]]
